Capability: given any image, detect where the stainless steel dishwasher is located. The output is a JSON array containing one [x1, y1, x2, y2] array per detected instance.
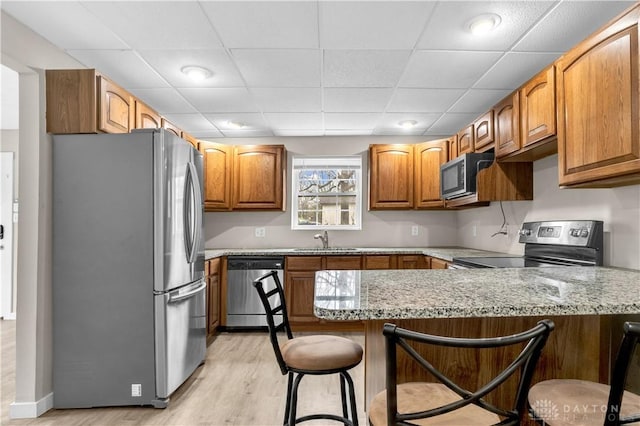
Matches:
[[226, 256, 285, 329]]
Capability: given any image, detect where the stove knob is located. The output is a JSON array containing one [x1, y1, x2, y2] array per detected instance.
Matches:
[[519, 229, 532, 236]]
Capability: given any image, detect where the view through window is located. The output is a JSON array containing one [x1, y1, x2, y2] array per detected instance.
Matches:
[[291, 156, 362, 230]]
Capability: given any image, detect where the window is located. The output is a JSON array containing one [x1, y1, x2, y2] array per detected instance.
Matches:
[[291, 156, 362, 230]]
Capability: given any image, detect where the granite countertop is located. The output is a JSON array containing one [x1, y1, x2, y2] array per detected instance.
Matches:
[[313, 267, 640, 320], [204, 247, 512, 261]]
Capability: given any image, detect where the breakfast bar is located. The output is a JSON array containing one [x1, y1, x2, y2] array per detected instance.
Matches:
[[314, 267, 640, 414]]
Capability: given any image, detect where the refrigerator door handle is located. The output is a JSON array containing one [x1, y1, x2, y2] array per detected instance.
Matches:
[[169, 281, 207, 303], [190, 160, 203, 259], [183, 162, 199, 264]]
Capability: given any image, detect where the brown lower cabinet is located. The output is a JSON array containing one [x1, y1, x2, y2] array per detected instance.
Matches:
[[429, 256, 449, 269], [206, 258, 221, 344]]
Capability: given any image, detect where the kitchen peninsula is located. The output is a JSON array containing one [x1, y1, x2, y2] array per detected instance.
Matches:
[[313, 267, 640, 413]]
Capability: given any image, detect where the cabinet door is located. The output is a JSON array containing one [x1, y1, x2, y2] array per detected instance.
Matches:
[[473, 111, 494, 152], [398, 255, 428, 269], [286, 271, 321, 325], [430, 257, 449, 269], [369, 144, 414, 209], [494, 92, 521, 158], [161, 118, 182, 138], [135, 100, 161, 129], [456, 125, 475, 155], [520, 65, 556, 147], [233, 145, 285, 210], [325, 256, 362, 270], [182, 132, 199, 149], [207, 258, 220, 335], [364, 255, 395, 269], [200, 141, 233, 211], [556, 5, 640, 187], [414, 139, 448, 208], [97, 76, 133, 134]]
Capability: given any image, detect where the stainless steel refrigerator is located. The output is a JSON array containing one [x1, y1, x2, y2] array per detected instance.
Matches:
[[52, 129, 205, 408]]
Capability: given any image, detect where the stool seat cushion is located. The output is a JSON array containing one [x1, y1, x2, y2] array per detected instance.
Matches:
[[368, 382, 502, 426], [528, 379, 640, 426], [280, 335, 363, 372]]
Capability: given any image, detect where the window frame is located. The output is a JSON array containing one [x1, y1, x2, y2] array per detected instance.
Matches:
[[290, 155, 363, 231]]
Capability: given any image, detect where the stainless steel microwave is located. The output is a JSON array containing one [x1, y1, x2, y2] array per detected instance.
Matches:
[[440, 153, 494, 199]]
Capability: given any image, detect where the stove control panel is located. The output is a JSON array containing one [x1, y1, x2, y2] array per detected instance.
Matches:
[[518, 220, 603, 247]]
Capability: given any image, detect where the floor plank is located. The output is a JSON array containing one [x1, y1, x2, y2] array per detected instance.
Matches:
[[1, 321, 366, 425]]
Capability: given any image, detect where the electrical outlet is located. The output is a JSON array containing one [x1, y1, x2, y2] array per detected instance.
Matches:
[[255, 227, 266, 238], [131, 383, 141, 397], [411, 225, 419, 236]]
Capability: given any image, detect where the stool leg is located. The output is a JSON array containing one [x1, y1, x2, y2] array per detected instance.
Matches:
[[343, 371, 359, 426], [288, 372, 305, 426], [283, 372, 293, 426], [340, 373, 348, 420]]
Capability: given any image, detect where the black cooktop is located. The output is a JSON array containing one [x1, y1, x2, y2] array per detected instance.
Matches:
[[452, 256, 576, 269]]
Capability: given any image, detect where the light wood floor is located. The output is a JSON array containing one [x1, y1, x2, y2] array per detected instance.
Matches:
[[1, 320, 366, 425]]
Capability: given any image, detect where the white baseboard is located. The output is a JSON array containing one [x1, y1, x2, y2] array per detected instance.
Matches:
[[10, 392, 53, 418]]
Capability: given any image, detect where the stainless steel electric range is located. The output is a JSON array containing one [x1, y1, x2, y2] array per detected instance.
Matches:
[[451, 220, 604, 269]]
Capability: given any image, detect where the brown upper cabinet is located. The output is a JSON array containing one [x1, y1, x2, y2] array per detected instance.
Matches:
[[182, 132, 199, 149], [369, 144, 415, 209], [414, 139, 449, 209], [494, 92, 521, 158], [447, 137, 458, 160], [161, 118, 182, 138], [456, 124, 475, 155], [369, 140, 451, 210], [199, 141, 233, 211], [473, 111, 494, 153], [135, 100, 161, 129], [46, 69, 134, 134], [232, 145, 286, 210], [556, 4, 640, 188]]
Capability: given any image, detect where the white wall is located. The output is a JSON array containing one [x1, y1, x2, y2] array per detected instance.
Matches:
[[203, 135, 458, 249], [1, 129, 19, 314], [457, 155, 640, 269]]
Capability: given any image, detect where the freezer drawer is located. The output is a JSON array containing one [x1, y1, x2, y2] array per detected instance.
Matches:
[[154, 280, 206, 406]]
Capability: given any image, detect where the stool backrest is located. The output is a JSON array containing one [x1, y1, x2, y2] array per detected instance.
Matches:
[[253, 270, 293, 375], [383, 319, 555, 425], [605, 321, 640, 426]]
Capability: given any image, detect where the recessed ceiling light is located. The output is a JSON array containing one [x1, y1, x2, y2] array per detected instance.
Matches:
[[467, 13, 501, 35], [226, 120, 246, 129], [181, 65, 212, 82], [399, 120, 417, 129]]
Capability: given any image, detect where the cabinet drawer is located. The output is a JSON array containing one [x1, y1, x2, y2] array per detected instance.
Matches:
[[286, 256, 323, 271], [364, 255, 394, 269], [325, 256, 362, 270]]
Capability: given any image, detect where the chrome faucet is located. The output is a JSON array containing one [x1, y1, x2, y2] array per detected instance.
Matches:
[[314, 230, 329, 249]]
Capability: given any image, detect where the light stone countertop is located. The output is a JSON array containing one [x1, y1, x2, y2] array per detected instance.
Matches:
[[313, 267, 640, 320], [204, 247, 513, 261]]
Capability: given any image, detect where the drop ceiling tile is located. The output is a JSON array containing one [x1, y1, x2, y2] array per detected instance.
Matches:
[[251, 88, 321, 112], [376, 113, 441, 130], [203, 113, 270, 131], [161, 113, 221, 134], [323, 88, 393, 113], [221, 129, 274, 138], [387, 88, 465, 113], [473, 52, 560, 89], [324, 113, 381, 130], [320, 1, 436, 49], [449, 89, 512, 113], [324, 50, 412, 87], [201, 1, 318, 48], [274, 129, 325, 137], [513, 1, 634, 52], [190, 129, 225, 138], [400, 50, 503, 88], [425, 113, 481, 135], [231, 49, 321, 87], [178, 88, 259, 113], [325, 129, 372, 136], [129, 88, 197, 115], [66, 50, 170, 89], [138, 50, 245, 88], [1, 1, 128, 49], [80, 1, 222, 50], [373, 127, 427, 136], [417, 1, 554, 51], [264, 113, 323, 130]]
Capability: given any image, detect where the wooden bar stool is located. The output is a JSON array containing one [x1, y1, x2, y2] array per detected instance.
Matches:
[[528, 321, 640, 426], [253, 270, 363, 426], [369, 320, 555, 426]]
